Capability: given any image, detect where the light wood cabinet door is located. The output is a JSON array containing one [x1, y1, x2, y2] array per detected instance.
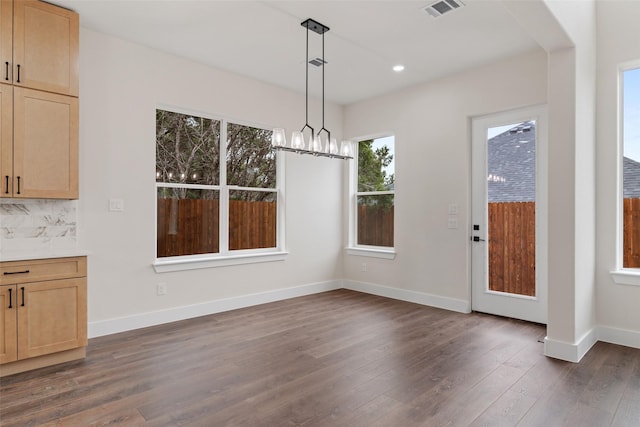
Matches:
[[13, 86, 78, 199], [12, 0, 79, 96], [0, 83, 12, 197], [17, 278, 87, 360], [0, 285, 18, 364], [0, 0, 12, 83]]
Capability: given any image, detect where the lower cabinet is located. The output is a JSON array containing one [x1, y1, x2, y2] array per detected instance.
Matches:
[[0, 256, 87, 376]]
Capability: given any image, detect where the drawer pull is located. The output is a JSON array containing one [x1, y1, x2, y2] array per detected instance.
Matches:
[[7, 288, 12, 309], [4, 175, 8, 194], [17, 176, 20, 194], [21, 287, 25, 307], [4, 270, 30, 275]]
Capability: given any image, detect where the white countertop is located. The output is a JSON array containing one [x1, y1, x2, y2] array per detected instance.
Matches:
[[0, 249, 90, 262]]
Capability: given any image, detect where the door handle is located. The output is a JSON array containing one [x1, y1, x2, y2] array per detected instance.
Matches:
[[472, 236, 486, 242], [8, 288, 12, 309]]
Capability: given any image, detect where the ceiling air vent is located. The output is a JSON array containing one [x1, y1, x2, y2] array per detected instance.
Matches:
[[424, 0, 464, 18]]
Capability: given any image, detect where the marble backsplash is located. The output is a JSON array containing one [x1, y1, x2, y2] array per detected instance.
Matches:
[[0, 199, 77, 254]]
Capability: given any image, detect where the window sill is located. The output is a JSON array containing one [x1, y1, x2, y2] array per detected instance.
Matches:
[[153, 251, 288, 273], [610, 269, 640, 286], [345, 247, 396, 260]]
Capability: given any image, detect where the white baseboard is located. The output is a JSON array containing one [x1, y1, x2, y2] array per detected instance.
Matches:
[[343, 280, 471, 314], [88, 280, 341, 338], [544, 327, 598, 363], [598, 325, 640, 349], [89, 278, 640, 362]]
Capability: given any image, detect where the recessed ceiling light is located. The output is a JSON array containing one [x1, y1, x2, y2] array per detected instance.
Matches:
[[393, 65, 405, 72]]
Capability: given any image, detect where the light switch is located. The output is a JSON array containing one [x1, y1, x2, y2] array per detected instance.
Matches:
[[109, 198, 124, 212], [448, 217, 458, 229], [448, 203, 458, 215]]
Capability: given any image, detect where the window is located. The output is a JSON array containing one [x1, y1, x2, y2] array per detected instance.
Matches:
[[623, 67, 640, 269], [350, 136, 395, 254], [155, 109, 282, 268]]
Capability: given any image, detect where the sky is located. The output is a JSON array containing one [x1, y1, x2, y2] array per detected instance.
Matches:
[[624, 67, 640, 162], [487, 124, 516, 139]]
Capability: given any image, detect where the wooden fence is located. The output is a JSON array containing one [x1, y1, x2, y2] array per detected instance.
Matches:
[[488, 202, 536, 297], [157, 198, 276, 257], [624, 198, 640, 268], [358, 205, 394, 247]]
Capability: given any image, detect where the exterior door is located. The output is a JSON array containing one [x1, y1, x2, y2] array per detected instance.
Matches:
[[471, 106, 547, 324]]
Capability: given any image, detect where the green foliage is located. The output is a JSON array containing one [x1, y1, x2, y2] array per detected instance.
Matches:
[[358, 140, 394, 208]]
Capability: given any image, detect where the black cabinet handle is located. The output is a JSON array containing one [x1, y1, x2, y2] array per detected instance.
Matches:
[[16, 176, 20, 194], [3, 270, 30, 275], [4, 61, 8, 81], [8, 288, 12, 309], [16, 64, 20, 83], [4, 175, 8, 194], [21, 287, 25, 307]]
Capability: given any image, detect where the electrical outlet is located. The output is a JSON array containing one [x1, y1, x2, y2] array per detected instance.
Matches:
[[157, 283, 167, 296], [361, 263, 367, 272]]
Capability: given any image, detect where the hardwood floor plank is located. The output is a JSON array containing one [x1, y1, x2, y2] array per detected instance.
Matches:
[[1, 290, 639, 427], [424, 364, 528, 426], [469, 344, 570, 427], [515, 340, 610, 427], [611, 352, 640, 427]]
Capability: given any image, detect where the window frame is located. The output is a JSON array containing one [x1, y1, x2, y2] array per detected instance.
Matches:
[[153, 106, 286, 272], [612, 61, 640, 286], [346, 134, 396, 259]]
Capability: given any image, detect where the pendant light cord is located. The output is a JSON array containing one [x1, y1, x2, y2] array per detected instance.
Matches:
[[319, 30, 330, 142], [305, 25, 309, 127]]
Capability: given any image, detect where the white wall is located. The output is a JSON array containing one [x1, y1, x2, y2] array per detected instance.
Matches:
[[78, 29, 345, 335], [342, 49, 548, 311], [596, 1, 640, 344]]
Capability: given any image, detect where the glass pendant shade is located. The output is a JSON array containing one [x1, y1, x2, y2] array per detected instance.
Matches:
[[291, 131, 304, 150], [312, 135, 323, 152], [271, 128, 286, 147], [329, 138, 338, 155], [340, 140, 352, 157]]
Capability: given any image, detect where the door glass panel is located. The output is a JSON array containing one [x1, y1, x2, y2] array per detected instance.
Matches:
[[487, 121, 536, 296]]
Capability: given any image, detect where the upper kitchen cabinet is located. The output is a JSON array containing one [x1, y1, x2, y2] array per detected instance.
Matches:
[[0, 83, 12, 197], [0, 0, 79, 199], [0, 2, 11, 80], [3, 0, 79, 97], [12, 87, 78, 199]]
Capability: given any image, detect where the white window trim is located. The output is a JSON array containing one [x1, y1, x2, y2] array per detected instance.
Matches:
[[346, 134, 396, 258], [610, 270, 640, 287], [154, 106, 286, 272], [612, 61, 640, 283], [153, 250, 288, 273]]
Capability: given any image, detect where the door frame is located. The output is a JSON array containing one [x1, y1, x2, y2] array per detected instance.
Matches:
[[470, 104, 548, 324]]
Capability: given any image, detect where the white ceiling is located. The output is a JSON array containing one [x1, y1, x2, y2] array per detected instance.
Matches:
[[54, 0, 542, 105]]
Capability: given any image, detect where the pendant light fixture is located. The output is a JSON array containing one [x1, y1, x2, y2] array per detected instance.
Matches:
[[271, 18, 353, 159]]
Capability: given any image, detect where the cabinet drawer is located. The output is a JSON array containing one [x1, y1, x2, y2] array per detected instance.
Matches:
[[0, 257, 86, 285]]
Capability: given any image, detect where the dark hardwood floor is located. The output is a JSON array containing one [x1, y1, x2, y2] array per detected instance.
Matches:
[[1, 289, 639, 426]]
